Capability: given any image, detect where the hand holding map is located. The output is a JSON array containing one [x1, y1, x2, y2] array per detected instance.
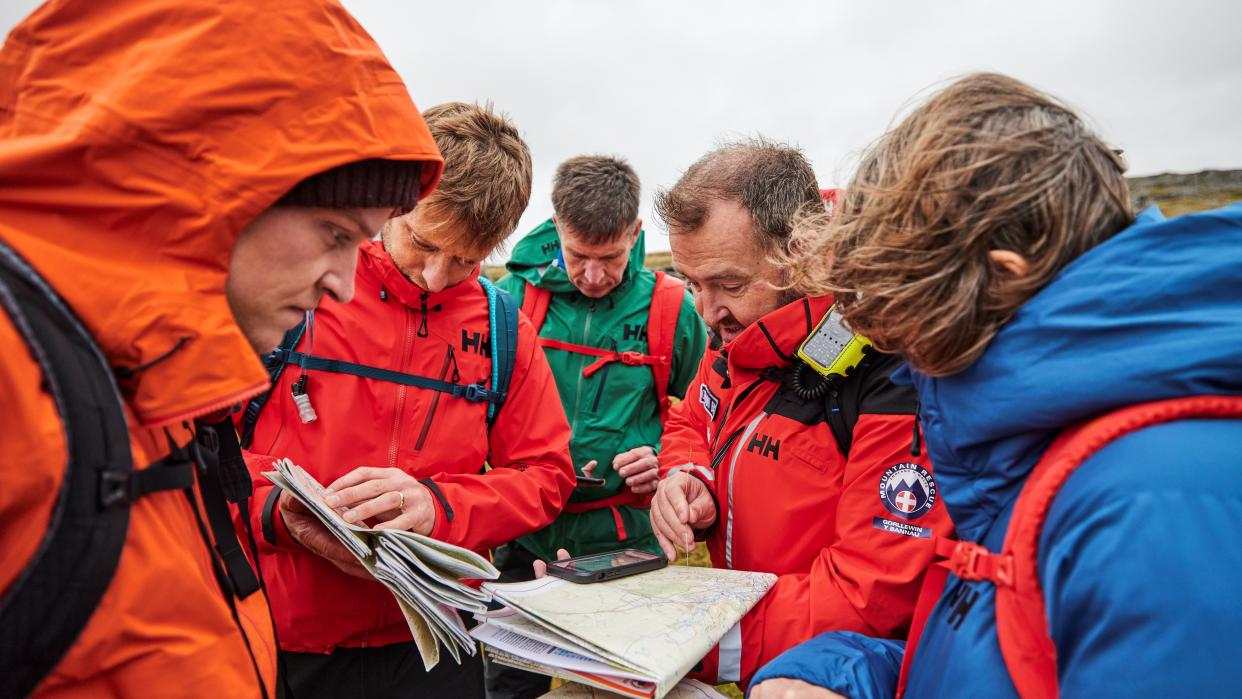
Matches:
[[264, 458, 499, 670]]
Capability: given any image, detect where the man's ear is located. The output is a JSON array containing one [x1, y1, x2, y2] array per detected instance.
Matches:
[[989, 249, 1030, 278], [631, 218, 642, 243]]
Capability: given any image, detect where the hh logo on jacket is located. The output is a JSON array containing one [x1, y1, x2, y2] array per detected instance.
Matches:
[[461, 329, 491, 357], [623, 323, 648, 342], [746, 433, 781, 460]]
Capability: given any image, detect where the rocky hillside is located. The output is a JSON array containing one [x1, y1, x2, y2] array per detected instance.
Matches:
[[1127, 169, 1242, 217]]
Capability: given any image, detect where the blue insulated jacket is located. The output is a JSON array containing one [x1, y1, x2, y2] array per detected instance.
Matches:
[[750, 204, 1242, 698]]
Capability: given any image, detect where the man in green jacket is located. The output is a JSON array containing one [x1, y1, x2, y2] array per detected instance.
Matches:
[[490, 155, 707, 698]]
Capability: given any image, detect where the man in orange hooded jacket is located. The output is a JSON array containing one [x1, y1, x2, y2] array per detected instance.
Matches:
[[0, 1, 443, 696]]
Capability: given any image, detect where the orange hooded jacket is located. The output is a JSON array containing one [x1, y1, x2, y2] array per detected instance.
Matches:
[[0, 1, 442, 696]]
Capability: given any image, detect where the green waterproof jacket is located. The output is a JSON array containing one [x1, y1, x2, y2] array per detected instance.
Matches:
[[498, 219, 707, 559]]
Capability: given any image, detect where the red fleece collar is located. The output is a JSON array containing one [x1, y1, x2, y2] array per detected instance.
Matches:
[[725, 295, 834, 371]]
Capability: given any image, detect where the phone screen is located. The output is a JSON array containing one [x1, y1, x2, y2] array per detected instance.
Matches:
[[557, 549, 660, 573]]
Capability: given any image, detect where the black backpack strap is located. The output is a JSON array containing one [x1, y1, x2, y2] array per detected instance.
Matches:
[[196, 417, 294, 697], [239, 318, 307, 448], [0, 242, 142, 696], [825, 350, 918, 457], [187, 426, 261, 600]]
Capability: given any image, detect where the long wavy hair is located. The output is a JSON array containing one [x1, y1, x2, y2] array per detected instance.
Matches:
[[786, 73, 1133, 376]]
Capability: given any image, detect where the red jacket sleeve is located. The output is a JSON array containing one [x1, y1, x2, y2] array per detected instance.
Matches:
[[658, 349, 718, 488], [232, 445, 297, 554], [423, 313, 575, 551], [731, 412, 954, 686]]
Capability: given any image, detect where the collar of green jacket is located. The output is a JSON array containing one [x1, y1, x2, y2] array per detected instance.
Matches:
[[505, 218, 647, 298]]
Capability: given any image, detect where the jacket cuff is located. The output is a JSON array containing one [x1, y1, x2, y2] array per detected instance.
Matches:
[[421, 477, 452, 540], [683, 467, 720, 541], [262, 486, 295, 549], [747, 632, 904, 699]]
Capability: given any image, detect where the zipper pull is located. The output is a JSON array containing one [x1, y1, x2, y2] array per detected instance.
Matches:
[[417, 293, 430, 337], [910, 401, 923, 457], [292, 375, 318, 424], [447, 346, 461, 383], [380, 287, 388, 302]]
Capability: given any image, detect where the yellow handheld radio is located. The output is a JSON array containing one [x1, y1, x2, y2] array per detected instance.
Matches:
[[795, 304, 872, 377]]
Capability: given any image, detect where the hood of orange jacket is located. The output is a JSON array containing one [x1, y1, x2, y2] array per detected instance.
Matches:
[[0, 0, 443, 429]]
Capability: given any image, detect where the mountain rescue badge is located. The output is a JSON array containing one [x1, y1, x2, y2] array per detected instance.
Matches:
[[879, 462, 937, 520]]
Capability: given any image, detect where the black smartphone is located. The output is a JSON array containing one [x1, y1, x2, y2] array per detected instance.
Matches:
[[575, 474, 606, 487], [545, 548, 668, 584]]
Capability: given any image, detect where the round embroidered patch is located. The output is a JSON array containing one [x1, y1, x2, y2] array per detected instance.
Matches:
[[879, 462, 937, 520]]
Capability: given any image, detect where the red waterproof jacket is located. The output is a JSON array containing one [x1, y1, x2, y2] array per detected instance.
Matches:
[[237, 241, 575, 652], [658, 296, 954, 687]]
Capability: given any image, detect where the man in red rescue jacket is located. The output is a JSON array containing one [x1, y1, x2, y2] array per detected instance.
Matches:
[[650, 139, 954, 689], [236, 103, 575, 697]]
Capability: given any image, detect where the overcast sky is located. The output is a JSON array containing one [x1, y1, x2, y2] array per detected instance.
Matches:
[[4, 1, 1241, 258]]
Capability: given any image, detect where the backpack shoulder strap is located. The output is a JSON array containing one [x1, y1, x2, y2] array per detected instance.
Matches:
[[239, 316, 307, 448], [822, 350, 873, 457], [519, 281, 552, 333], [646, 270, 686, 422], [899, 395, 1242, 699], [479, 276, 518, 426], [994, 394, 1242, 699], [0, 242, 190, 696]]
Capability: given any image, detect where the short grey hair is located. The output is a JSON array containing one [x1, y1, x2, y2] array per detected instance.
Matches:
[[653, 137, 822, 252]]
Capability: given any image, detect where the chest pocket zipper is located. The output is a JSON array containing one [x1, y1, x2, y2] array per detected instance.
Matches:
[[415, 346, 460, 451]]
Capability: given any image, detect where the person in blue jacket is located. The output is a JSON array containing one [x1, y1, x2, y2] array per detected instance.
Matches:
[[748, 72, 1242, 698]]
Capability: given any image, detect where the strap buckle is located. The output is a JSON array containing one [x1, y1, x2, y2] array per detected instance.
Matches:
[[619, 351, 653, 366], [947, 541, 1014, 586], [264, 347, 291, 367], [462, 384, 491, 403], [99, 469, 134, 508]]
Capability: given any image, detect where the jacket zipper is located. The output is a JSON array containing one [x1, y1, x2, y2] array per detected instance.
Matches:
[[591, 339, 617, 413], [708, 375, 769, 454], [569, 300, 596, 432], [387, 304, 416, 469], [416, 346, 458, 451]]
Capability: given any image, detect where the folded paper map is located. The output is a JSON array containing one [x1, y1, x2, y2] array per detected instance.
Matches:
[[263, 458, 499, 670], [539, 678, 728, 698], [472, 565, 776, 699]]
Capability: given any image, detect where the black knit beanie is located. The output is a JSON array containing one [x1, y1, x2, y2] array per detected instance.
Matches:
[[277, 158, 422, 213]]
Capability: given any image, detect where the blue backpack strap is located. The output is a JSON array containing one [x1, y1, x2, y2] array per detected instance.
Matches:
[[239, 316, 308, 448], [479, 276, 518, 426], [244, 282, 517, 446]]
